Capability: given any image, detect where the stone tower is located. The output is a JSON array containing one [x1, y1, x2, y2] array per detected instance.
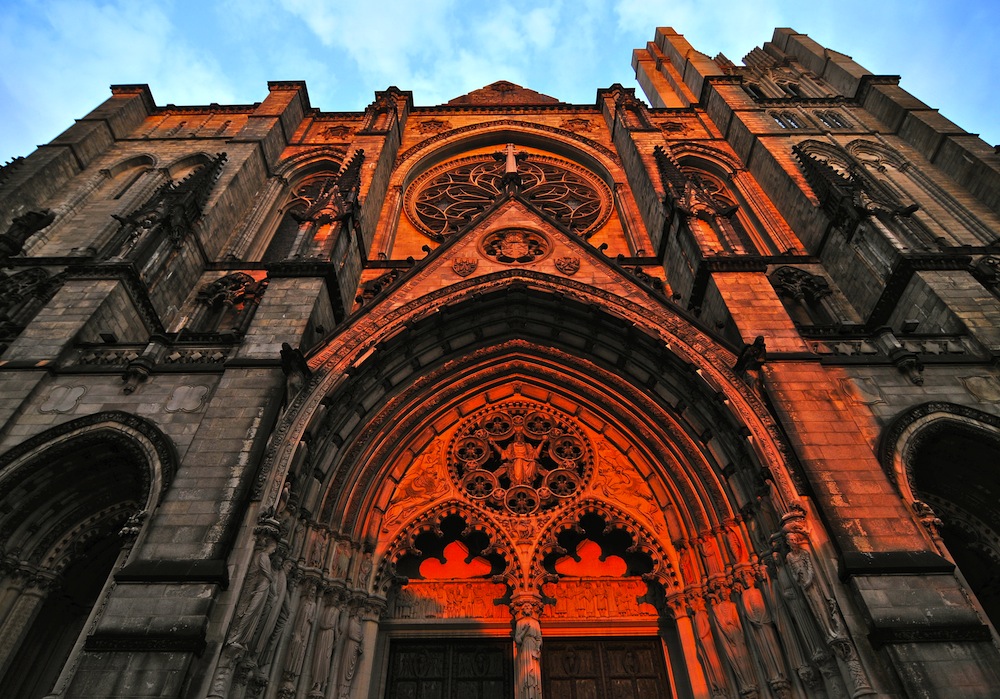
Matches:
[[0, 26, 999, 699]]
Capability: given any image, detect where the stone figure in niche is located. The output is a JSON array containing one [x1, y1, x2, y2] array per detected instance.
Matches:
[[309, 595, 344, 698], [761, 559, 821, 691], [712, 595, 758, 697], [256, 555, 293, 666], [283, 583, 317, 686], [228, 538, 278, 650], [333, 542, 352, 580], [513, 614, 542, 699], [337, 610, 364, 699], [784, 525, 841, 639], [490, 426, 547, 486], [741, 575, 791, 698], [688, 594, 729, 699]]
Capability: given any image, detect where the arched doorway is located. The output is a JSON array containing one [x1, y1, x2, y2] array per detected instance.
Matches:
[[207, 269, 880, 699], [0, 413, 173, 697], [882, 403, 1000, 635], [910, 426, 1000, 629]]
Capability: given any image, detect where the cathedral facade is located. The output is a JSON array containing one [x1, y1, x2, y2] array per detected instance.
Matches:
[[1, 25, 1000, 699]]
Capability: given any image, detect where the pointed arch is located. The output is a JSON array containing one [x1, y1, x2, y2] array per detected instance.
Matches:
[[259, 270, 802, 571], [0, 412, 177, 696], [879, 401, 1000, 631]]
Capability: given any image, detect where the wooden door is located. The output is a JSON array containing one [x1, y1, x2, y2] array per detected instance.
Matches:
[[386, 639, 512, 699], [543, 638, 671, 699]]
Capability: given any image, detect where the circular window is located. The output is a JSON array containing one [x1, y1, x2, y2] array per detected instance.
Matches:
[[406, 154, 612, 241]]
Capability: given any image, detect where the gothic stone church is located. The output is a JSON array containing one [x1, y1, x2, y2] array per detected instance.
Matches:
[[1, 25, 1000, 699]]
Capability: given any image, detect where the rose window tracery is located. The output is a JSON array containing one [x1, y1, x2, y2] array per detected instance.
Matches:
[[406, 155, 612, 240], [448, 404, 593, 516]]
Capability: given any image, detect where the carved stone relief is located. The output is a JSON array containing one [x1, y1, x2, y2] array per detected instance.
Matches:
[[480, 229, 549, 265], [959, 375, 1000, 403], [416, 119, 452, 134], [553, 256, 580, 276], [541, 579, 657, 619], [452, 258, 478, 277], [386, 580, 508, 620], [839, 377, 885, 405], [447, 402, 592, 516]]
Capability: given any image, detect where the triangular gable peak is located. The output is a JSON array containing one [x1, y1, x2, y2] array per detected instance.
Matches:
[[445, 81, 564, 106], [354, 197, 669, 320]]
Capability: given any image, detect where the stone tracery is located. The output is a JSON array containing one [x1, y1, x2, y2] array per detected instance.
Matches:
[[406, 155, 612, 240], [448, 402, 592, 516]]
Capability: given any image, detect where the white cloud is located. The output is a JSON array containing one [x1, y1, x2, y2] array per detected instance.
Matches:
[[0, 0, 234, 160], [0, 0, 997, 160]]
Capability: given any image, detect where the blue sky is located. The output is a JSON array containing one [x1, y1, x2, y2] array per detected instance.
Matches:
[[1, 1, 998, 164]]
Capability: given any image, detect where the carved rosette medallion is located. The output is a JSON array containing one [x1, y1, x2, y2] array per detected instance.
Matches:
[[448, 403, 593, 516], [480, 228, 549, 264]]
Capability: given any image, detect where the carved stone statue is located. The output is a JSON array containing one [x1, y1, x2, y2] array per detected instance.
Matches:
[[513, 613, 542, 699], [0, 209, 54, 259], [688, 594, 729, 699], [256, 555, 293, 666], [712, 595, 758, 698], [282, 583, 317, 690], [228, 539, 278, 650], [784, 526, 840, 639], [337, 609, 364, 699], [490, 427, 546, 486], [741, 577, 791, 698], [309, 594, 344, 698]]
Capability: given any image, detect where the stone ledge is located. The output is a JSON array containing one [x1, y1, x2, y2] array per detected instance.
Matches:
[[116, 558, 228, 587], [84, 631, 206, 655], [869, 623, 991, 648], [839, 550, 954, 577]]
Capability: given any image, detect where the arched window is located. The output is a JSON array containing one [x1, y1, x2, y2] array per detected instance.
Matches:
[[187, 272, 268, 335], [778, 81, 802, 98], [263, 174, 342, 261], [817, 111, 850, 129], [745, 82, 766, 100], [848, 140, 1000, 246]]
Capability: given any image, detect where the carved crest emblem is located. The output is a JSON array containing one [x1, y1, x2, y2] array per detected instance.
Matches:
[[318, 124, 352, 139], [452, 258, 478, 277], [481, 229, 548, 264], [417, 119, 452, 134], [560, 117, 592, 132], [554, 257, 580, 276], [659, 120, 685, 133]]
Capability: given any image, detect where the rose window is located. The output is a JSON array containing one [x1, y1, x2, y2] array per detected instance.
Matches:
[[448, 404, 593, 516], [406, 155, 612, 241]]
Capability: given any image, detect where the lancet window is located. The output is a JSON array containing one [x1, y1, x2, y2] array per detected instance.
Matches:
[[816, 110, 850, 129], [262, 151, 364, 262], [263, 175, 343, 261]]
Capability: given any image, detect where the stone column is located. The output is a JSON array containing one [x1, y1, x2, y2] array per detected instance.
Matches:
[[343, 599, 383, 699], [666, 595, 713, 699], [0, 580, 49, 679]]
